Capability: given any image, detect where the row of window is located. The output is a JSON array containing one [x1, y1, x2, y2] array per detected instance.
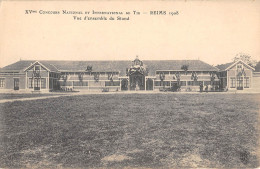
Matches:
[[230, 77, 250, 88], [0, 78, 21, 88], [156, 71, 215, 75], [28, 78, 46, 88], [105, 81, 120, 86], [60, 72, 119, 76], [49, 72, 60, 78], [60, 81, 121, 87], [0, 78, 5, 87], [0, 77, 251, 89], [154, 81, 220, 87]]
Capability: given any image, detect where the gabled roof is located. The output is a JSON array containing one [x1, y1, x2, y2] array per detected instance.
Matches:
[[0, 60, 59, 72], [216, 62, 234, 71], [0, 59, 219, 76], [24, 61, 50, 72], [216, 60, 255, 71]]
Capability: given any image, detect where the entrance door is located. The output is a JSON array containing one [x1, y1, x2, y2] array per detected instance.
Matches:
[[146, 79, 153, 90], [130, 72, 145, 90], [121, 79, 128, 91], [34, 78, 40, 90], [237, 77, 243, 90], [14, 78, 19, 90]]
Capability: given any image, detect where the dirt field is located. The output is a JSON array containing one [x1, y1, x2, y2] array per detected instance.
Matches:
[[0, 93, 259, 168]]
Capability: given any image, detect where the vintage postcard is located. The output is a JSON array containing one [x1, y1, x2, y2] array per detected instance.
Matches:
[[0, 0, 259, 168]]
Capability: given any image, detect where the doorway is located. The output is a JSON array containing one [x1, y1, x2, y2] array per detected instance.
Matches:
[[129, 72, 145, 90], [121, 79, 128, 91], [237, 76, 243, 90], [14, 78, 19, 90], [146, 79, 153, 90], [34, 78, 40, 91]]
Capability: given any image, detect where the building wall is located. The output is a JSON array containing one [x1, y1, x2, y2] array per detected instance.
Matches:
[[0, 73, 26, 90], [2, 60, 258, 92], [59, 73, 121, 91], [25, 64, 50, 91], [227, 62, 253, 90], [59, 71, 219, 92], [153, 71, 218, 91], [252, 73, 260, 91]]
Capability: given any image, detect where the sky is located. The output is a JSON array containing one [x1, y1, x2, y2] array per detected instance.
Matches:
[[0, 0, 260, 68]]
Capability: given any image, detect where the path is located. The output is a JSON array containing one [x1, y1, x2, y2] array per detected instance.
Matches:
[[0, 94, 72, 104], [0, 90, 259, 104]]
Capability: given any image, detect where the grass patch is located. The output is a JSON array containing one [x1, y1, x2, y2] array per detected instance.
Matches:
[[0, 93, 259, 168]]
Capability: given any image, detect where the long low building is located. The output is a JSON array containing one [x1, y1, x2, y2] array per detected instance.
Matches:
[[0, 57, 258, 92]]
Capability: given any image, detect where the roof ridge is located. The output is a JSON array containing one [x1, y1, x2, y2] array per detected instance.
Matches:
[[18, 59, 206, 62], [0, 59, 219, 75]]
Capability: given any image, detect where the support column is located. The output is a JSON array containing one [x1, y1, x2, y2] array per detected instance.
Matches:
[[242, 76, 244, 89], [145, 77, 146, 91], [25, 72, 28, 89], [119, 79, 121, 91], [128, 78, 130, 91], [153, 79, 155, 91], [39, 78, 41, 91], [33, 77, 34, 90], [47, 72, 49, 90]]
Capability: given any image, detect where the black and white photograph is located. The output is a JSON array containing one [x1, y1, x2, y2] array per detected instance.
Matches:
[[0, 0, 259, 168]]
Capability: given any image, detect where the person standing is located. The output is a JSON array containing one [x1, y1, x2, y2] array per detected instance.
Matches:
[[199, 82, 203, 92], [205, 85, 208, 93]]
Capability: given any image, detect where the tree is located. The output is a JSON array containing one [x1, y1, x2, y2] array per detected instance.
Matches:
[[86, 66, 92, 72], [233, 53, 257, 67], [191, 72, 198, 81], [181, 65, 189, 75], [94, 73, 99, 82]]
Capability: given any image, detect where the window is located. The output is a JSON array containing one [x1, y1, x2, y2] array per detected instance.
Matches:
[[230, 78, 236, 88], [105, 81, 120, 86], [28, 78, 33, 88], [0, 78, 5, 87], [155, 81, 161, 86], [154, 81, 170, 86], [244, 77, 250, 88], [187, 81, 202, 86], [73, 81, 88, 86], [180, 81, 186, 86], [35, 65, 40, 71], [41, 78, 46, 88], [237, 64, 243, 69], [163, 81, 170, 86]]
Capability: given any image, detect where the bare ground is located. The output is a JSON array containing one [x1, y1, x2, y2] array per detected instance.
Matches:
[[0, 93, 259, 168]]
